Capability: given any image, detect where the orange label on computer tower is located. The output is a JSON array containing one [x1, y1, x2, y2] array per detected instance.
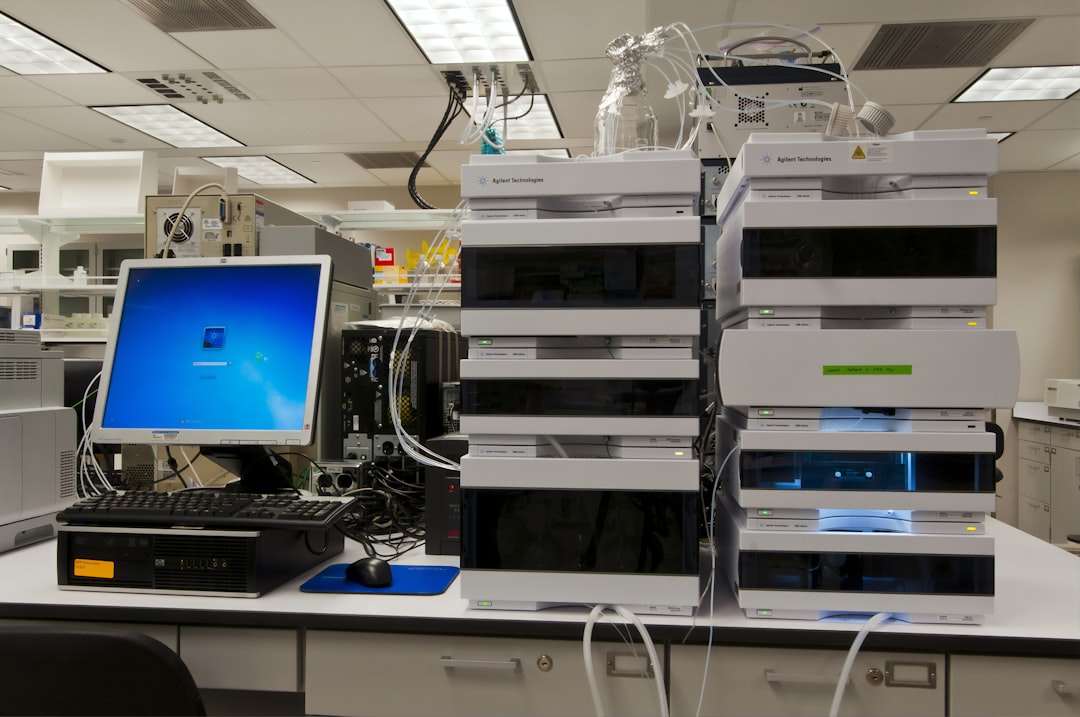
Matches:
[[73, 559, 114, 579]]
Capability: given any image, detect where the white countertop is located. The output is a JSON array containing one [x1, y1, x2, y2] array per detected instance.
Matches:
[[1, 519, 1077, 650], [1014, 401, 1080, 427]]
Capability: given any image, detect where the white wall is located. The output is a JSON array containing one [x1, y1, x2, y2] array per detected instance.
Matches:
[[992, 171, 1080, 400], [990, 170, 1080, 526]]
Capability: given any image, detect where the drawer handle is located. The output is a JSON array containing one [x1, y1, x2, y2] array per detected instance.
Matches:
[[764, 669, 849, 687], [440, 657, 521, 672], [1051, 680, 1078, 696]]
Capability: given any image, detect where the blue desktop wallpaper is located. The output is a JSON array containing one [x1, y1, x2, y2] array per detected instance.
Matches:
[[101, 264, 323, 433]]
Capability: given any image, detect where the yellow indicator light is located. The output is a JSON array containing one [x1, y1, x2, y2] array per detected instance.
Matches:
[[966, 526, 977, 531], [674, 450, 685, 457], [968, 321, 979, 326], [969, 190, 980, 196]]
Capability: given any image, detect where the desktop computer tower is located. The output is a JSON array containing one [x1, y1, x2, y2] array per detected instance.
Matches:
[[341, 326, 462, 463], [423, 433, 468, 555]]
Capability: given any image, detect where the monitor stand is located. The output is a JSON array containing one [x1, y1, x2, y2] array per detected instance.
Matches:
[[200, 445, 295, 493]]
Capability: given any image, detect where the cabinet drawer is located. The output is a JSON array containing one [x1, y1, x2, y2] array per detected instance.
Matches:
[[306, 630, 664, 717], [1052, 425, 1080, 451], [1018, 495, 1052, 541], [179, 626, 299, 692], [1020, 439, 1053, 465], [668, 645, 944, 717], [1019, 421, 1053, 444], [951, 654, 1080, 716], [1019, 458, 1053, 504], [0, 619, 177, 651]]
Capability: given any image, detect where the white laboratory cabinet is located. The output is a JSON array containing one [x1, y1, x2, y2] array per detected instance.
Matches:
[[667, 645, 945, 717], [1016, 416, 1080, 545]]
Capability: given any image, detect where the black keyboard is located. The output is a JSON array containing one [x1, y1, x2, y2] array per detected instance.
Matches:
[[57, 491, 356, 531]]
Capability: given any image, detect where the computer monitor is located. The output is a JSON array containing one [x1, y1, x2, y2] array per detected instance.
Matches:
[[92, 255, 333, 492]]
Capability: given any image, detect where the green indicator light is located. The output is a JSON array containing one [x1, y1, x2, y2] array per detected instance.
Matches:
[[758, 409, 774, 416], [757, 609, 772, 616], [478, 339, 493, 346], [478, 600, 492, 607], [758, 510, 772, 516], [823, 364, 913, 376], [758, 308, 775, 316]]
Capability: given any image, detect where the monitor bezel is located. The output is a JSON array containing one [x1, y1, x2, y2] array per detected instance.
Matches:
[[91, 254, 333, 448]]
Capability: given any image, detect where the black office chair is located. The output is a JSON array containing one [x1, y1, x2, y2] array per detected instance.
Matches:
[[0, 625, 206, 716]]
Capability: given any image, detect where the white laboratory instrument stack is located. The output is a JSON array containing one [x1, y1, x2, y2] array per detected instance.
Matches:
[[712, 130, 1019, 624], [457, 151, 703, 614], [0, 329, 77, 552]]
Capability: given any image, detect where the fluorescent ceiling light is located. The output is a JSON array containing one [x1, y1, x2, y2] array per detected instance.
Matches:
[[92, 105, 242, 148], [0, 11, 106, 74], [987, 132, 1014, 142], [955, 66, 1080, 102], [202, 156, 313, 186], [386, 0, 530, 64], [470, 94, 561, 141]]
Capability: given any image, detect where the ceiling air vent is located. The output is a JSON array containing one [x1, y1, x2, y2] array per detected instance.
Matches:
[[124, 0, 275, 32], [855, 19, 1033, 70], [128, 70, 252, 103], [347, 152, 426, 170]]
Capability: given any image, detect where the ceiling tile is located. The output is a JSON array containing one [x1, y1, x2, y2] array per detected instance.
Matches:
[[367, 166, 449, 186], [728, 0, 1080, 25], [0, 0, 212, 72], [880, 104, 939, 133], [330, 66, 448, 98], [423, 150, 473, 182], [533, 59, 612, 93], [919, 100, 1061, 131], [992, 15, 1080, 67], [997, 129, 1080, 171], [28, 73, 163, 106], [1049, 150, 1080, 170], [547, 91, 607, 140], [647, 0, 736, 31], [268, 153, 384, 186], [5, 105, 172, 150], [224, 68, 349, 100], [0, 109, 95, 151], [363, 97, 460, 143], [852, 68, 983, 105], [180, 101, 312, 146], [171, 29, 316, 69], [515, 0, 647, 60], [267, 99, 400, 143], [1028, 99, 1080, 130], [0, 158, 44, 190], [0, 77, 71, 107], [250, 0, 426, 66]]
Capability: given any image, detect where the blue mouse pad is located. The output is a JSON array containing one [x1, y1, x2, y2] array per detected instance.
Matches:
[[300, 564, 459, 595]]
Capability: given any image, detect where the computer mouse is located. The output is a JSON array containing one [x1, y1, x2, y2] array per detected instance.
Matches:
[[344, 557, 393, 588]]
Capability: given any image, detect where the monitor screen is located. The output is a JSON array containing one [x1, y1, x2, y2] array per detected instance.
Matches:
[[93, 256, 332, 490]]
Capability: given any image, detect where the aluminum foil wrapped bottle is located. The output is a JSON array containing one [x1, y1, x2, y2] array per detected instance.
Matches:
[[594, 28, 666, 156]]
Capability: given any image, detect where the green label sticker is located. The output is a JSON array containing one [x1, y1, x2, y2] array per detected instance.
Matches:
[[823, 365, 912, 376]]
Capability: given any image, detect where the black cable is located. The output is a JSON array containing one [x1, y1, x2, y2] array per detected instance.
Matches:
[[503, 91, 536, 121], [409, 87, 463, 209], [332, 459, 427, 559]]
